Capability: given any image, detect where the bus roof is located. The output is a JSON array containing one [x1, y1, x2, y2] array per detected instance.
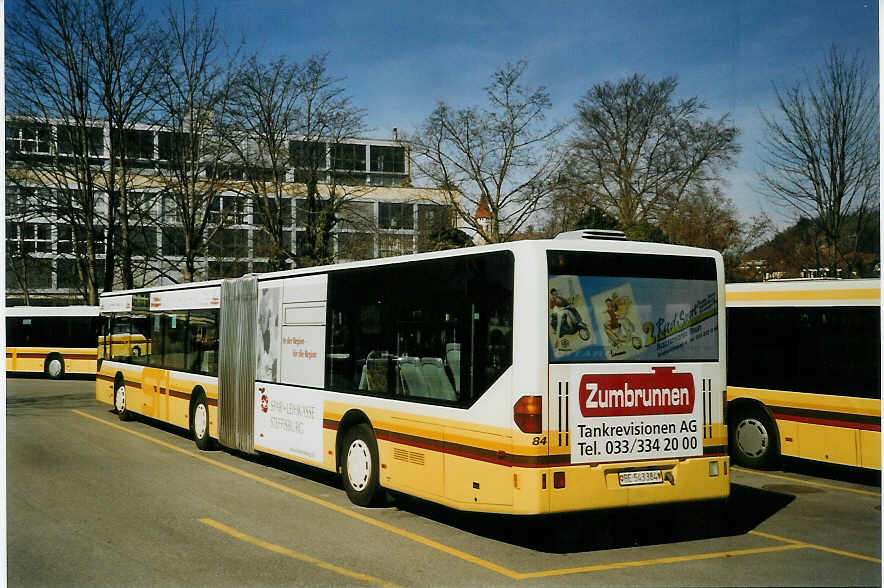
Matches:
[[5, 305, 100, 317], [725, 278, 880, 308], [99, 238, 723, 300]]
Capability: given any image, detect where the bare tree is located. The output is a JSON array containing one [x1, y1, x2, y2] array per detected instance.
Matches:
[[659, 185, 773, 279], [149, 3, 239, 282], [758, 46, 879, 277], [568, 74, 740, 229], [408, 61, 565, 244], [6, 0, 107, 304], [221, 55, 301, 271], [291, 55, 368, 267], [89, 0, 162, 290]]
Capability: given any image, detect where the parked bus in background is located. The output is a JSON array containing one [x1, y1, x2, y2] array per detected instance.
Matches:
[[726, 279, 880, 470], [96, 231, 729, 514], [6, 306, 101, 378]]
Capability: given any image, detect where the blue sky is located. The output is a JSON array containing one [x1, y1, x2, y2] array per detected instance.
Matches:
[[135, 1, 883, 225]]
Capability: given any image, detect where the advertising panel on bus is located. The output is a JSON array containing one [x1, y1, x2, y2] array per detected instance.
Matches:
[[547, 260, 720, 467]]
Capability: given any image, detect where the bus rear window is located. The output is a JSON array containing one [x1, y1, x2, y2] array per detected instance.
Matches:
[[547, 251, 718, 363]]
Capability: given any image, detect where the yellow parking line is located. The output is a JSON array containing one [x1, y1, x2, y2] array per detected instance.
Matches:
[[73, 409, 878, 581], [733, 466, 881, 497], [750, 530, 882, 564], [71, 410, 519, 580], [200, 518, 401, 587], [516, 544, 805, 579]]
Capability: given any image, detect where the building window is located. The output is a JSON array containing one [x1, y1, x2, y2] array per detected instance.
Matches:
[[6, 258, 52, 290], [417, 204, 456, 252], [289, 140, 327, 169], [253, 229, 291, 258], [378, 233, 413, 258], [338, 201, 375, 231], [57, 258, 81, 289], [379, 202, 414, 230], [208, 228, 249, 257], [331, 143, 366, 171], [208, 260, 249, 279], [56, 124, 103, 156], [338, 232, 375, 261], [208, 195, 247, 225], [162, 226, 187, 256], [112, 128, 154, 159], [6, 122, 50, 153], [295, 198, 334, 229], [57, 224, 74, 254], [7, 222, 52, 254], [129, 227, 158, 256], [370, 145, 405, 174], [253, 197, 292, 228], [158, 131, 198, 161]]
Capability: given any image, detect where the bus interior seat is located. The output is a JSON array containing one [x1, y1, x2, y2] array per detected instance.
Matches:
[[360, 354, 390, 393], [445, 343, 461, 395], [420, 357, 457, 401], [396, 357, 428, 398]]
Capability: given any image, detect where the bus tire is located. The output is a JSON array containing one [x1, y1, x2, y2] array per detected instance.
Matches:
[[190, 392, 214, 451], [341, 424, 382, 507], [730, 406, 779, 469], [45, 354, 65, 379], [115, 380, 132, 421]]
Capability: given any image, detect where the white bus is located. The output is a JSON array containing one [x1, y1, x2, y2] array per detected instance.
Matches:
[[6, 306, 100, 378], [96, 233, 729, 514]]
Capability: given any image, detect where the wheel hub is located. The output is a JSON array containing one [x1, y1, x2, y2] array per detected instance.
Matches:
[[736, 418, 768, 458], [48, 359, 62, 377], [346, 439, 371, 491], [115, 385, 126, 413], [194, 403, 208, 439]]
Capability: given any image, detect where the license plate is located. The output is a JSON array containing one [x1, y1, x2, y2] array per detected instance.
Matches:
[[618, 470, 663, 486]]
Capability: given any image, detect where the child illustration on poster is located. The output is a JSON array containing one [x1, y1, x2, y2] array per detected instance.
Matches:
[[591, 284, 644, 359], [548, 276, 594, 358]]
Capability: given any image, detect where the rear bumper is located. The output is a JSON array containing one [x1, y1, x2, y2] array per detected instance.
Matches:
[[511, 456, 730, 515]]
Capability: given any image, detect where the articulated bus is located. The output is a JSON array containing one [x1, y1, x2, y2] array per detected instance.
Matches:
[[96, 232, 729, 514], [6, 306, 101, 378], [726, 279, 881, 470]]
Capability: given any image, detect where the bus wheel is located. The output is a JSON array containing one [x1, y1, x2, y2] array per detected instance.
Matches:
[[45, 354, 65, 379], [190, 393, 214, 451], [115, 381, 132, 421], [730, 407, 778, 469], [341, 424, 382, 507]]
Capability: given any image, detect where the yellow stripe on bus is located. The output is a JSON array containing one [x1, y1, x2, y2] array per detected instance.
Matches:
[[726, 288, 879, 303]]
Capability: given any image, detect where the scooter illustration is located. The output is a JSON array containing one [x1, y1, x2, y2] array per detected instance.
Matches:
[[550, 288, 591, 349]]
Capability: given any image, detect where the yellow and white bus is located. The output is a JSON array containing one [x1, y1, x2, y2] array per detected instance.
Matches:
[[6, 306, 100, 378], [726, 279, 880, 470], [96, 232, 729, 514]]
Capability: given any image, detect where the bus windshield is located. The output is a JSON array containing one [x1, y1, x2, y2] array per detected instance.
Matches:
[[547, 251, 718, 363]]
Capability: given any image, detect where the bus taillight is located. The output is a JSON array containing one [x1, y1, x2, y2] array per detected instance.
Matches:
[[514, 395, 543, 433]]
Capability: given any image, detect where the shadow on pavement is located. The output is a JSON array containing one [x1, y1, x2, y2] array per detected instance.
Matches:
[[386, 483, 794, 553], [772, 457, 881, 488]]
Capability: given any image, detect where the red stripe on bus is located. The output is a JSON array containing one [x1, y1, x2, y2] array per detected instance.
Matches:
[[324, 420, 728, 468], [773, 412, 882, 432]]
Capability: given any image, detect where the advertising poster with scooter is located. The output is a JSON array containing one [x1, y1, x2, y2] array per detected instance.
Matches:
[[547, 275, 719, 363]]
